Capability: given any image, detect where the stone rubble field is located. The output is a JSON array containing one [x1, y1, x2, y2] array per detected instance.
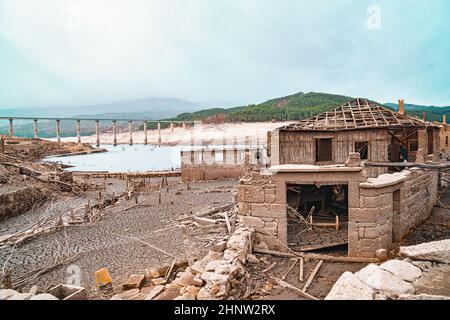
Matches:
[[325, 239, 450, 300]]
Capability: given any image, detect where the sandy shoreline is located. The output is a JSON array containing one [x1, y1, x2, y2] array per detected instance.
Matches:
[[58, 121, 292, 146]]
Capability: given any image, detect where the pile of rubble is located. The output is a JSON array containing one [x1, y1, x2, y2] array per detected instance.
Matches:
[[325, 239, 450, 300], [111, 226, 253, 300]]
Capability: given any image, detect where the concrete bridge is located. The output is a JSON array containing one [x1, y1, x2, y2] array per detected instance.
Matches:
[[0, 116, 193, 147]]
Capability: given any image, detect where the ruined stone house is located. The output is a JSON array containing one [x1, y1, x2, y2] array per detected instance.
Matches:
[[238, 98, 442, 258]]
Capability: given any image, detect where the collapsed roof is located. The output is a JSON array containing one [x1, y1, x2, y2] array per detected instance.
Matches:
[[280, 98, 440, 131]]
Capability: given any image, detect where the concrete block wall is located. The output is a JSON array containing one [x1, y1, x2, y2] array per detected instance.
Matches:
[[237, 173, 287, 252]]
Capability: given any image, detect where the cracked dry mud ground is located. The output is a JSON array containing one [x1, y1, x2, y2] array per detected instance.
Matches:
[[0, 178, 236, 298]]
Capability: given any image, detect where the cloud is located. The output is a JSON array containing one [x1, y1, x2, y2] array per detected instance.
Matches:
[[0, 0, 449, 108]]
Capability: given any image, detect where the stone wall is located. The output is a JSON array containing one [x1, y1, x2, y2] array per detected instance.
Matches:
[[238, 167, 439, 258], [181, 164, 244, 182], [237, 172, 287, 252], [0, 186, 45, 220], [349, 169, 438, 258]]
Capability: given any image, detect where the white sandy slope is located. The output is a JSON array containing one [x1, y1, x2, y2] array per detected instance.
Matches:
[[59, 121, 292, 146]]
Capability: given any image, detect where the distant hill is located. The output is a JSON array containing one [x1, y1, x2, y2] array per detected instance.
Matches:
[[384, 103, 450, 123], [170, 92, 354, 123]]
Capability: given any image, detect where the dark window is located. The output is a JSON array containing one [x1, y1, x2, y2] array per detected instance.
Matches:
[[316, 138, 332, 162], [355, 141, 369, 160], [446, 136, 449, 147], [409, 140, 418, 152]]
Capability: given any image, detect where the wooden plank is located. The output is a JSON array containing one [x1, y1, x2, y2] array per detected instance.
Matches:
[[282, 259, 299, 280], [273, 278, 319, 300], [302, 260, 324, 292]]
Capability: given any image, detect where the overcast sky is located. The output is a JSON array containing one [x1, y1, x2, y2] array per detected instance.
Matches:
[[1, 0, 449, 108]]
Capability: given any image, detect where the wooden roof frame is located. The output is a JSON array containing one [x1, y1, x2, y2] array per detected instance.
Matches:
[[280, 98, 441, 132]]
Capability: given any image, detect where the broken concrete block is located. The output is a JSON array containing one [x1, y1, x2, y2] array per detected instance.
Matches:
[[325, 272, 375, 300], [29, 293, 59, 300], [0, 289, 18, 300], [144, 285, 165, 300], [122, 274, 145, 290], [399, 239, 450, 264], [355, 264, 415, 297], [212, 240, 227, 252], [379, 260, 422, 282]]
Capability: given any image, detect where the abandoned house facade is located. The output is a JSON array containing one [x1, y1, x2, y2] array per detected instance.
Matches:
[[238, 98, 442, 258]]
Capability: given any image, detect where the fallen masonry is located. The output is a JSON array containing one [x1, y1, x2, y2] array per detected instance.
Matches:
[[325, 239, 450, 300]]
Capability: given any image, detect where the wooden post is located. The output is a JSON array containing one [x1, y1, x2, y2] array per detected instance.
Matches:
[[76, 120, 81, 144], [112, 120, 117, 146], [0, 137, 4, 154], [95, 120, 100, 147], [8, 118, 13, 137], [128, 121, 133, 145], [143, 121, 148, 145], [157, 122, 161, 145], [33, 119, 38, 139], [56, 119, 61, 144]]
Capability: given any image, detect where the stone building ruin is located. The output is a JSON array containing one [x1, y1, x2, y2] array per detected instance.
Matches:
[[238, 99, 442, 258]]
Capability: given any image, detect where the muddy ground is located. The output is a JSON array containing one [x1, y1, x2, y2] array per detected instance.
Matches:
[[0, 176, 235, 298]]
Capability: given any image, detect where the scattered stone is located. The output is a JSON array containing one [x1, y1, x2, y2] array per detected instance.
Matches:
[[399, 239, 450, 264], [154, 286, 182, 300], [247, 254, 259, 264], [147, 269, 160, 279], [151, 277, 167, 286], [29, 285, 38, 295], [0, 289, 18, 300], [379, 260, 422, 282], [174, 270, 195, 286], [196, 287, 217, 300], [325, 272, 375, 300], [8, 292, 33, 300], [30, 293, 59, 300], [118, 289, 140, 300], [375, 249, 388, 261], [410, 260, 433, 271], [122, 274, 145, 290], [94, 268, 113, 287], [355, 264, 415, 297], [398, 294, 450, 300], [192, 276, 204, 286], [144, 285, 165, 300], [212, 240, 227, 252], [200, 272, 229, 285]]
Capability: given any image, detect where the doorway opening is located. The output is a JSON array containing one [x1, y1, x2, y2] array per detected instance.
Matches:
[[286, 183, 348, 253]]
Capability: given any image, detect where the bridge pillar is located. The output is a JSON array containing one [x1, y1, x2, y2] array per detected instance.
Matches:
[[56, 119, 61, 144], [157, 122, 161, 145], [112, 120, 117, 146], [95, 120, 100, 147], [33, 119, 38, 139], [76, 120, 81, 144], [128, 121, 133, 145], [8, 118, 13, 137], [143, 121, 148, 145]]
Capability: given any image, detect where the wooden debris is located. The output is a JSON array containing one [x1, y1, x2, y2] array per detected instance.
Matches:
[[302, 260, 323, 292], [273, 277, 319, 300], [299, 258, 304, 282], [262, 262, 277, 274], [282, 259, 298, 280], [253, 248, 380, 263]]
